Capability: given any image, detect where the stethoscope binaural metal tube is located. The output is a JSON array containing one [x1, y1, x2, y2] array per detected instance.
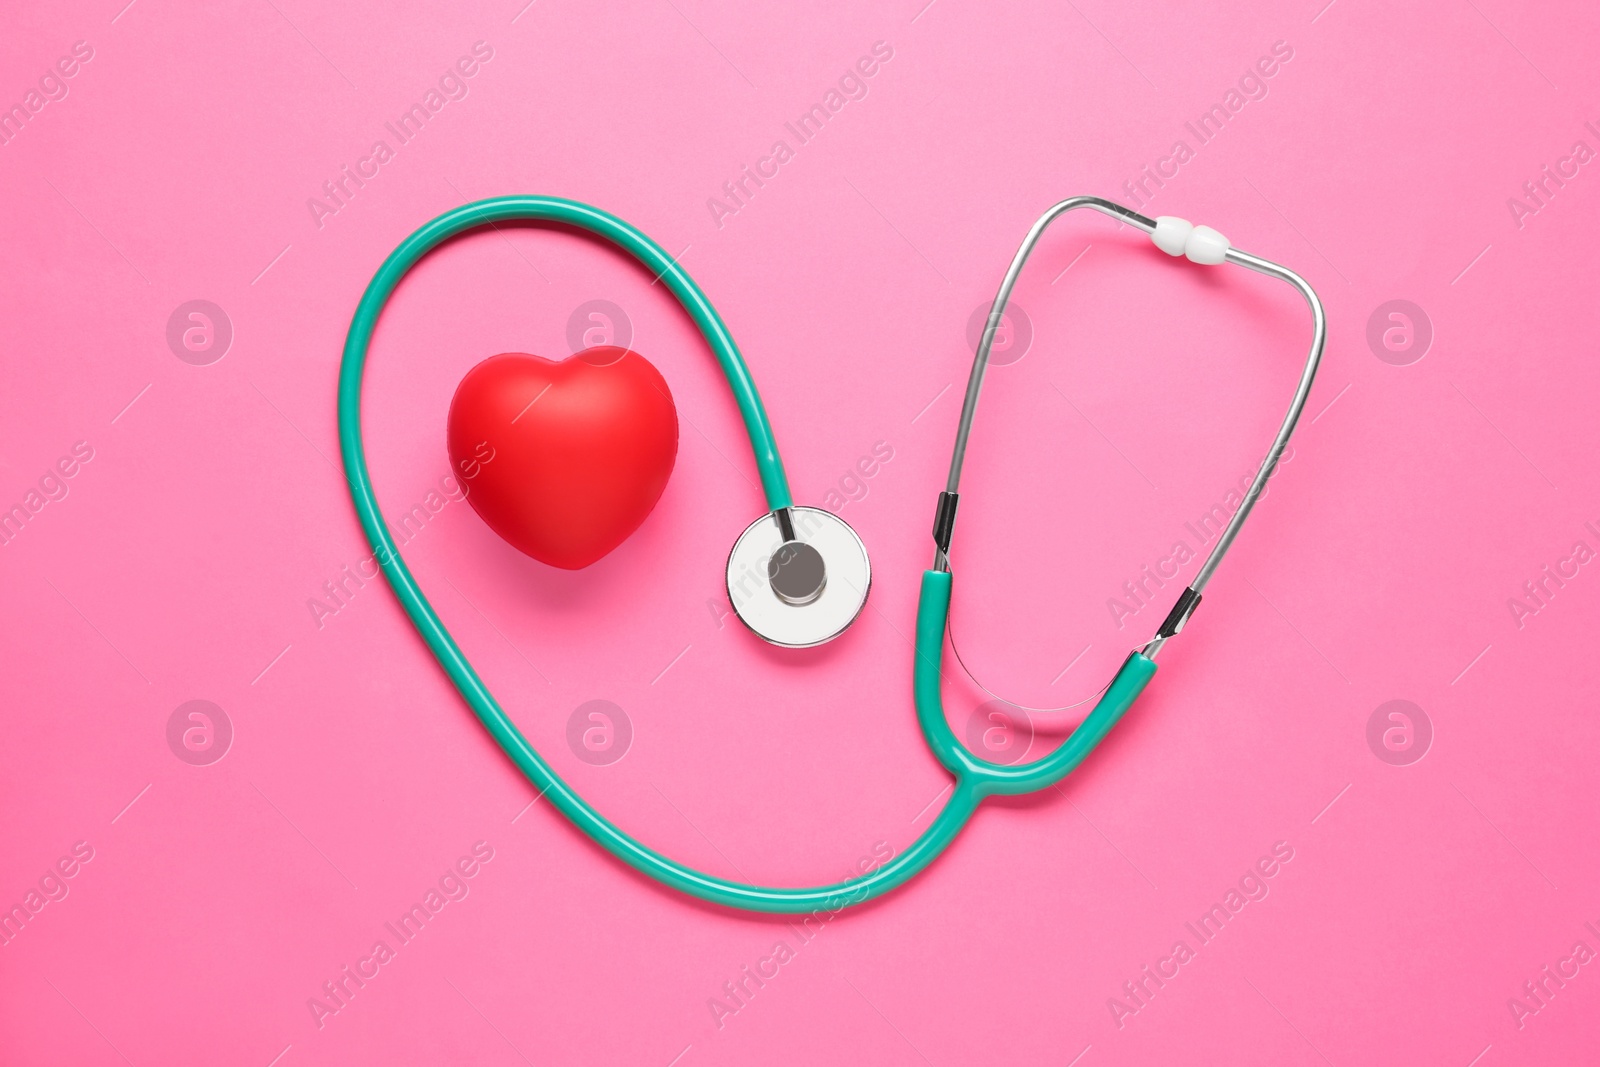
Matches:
[[1185, 247, 1326, 597], [944, 197, 1156, 501], [932, 196, 1327, 664]]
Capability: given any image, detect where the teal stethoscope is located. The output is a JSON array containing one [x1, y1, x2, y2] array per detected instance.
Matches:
[[339, 195, 1326, 914]]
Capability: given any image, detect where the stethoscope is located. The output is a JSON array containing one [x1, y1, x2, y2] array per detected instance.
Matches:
[[339, 195, 1325, 914]]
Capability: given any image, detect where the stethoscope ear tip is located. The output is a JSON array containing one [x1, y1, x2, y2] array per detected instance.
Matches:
[[727, 507, 870, 647]]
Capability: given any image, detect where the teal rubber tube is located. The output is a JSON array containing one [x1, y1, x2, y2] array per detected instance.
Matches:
[[913, 571, 1156, 795], [341, 195, 791, 510], [338, 196, 1155, 913]]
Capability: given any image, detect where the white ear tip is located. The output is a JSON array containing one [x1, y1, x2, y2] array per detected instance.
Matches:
[[1184, 224, 1229, 265], [1152, 216, 1191, 257]]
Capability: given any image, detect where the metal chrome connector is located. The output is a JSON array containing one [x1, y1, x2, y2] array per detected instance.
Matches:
[[930, 491, 959, 572]]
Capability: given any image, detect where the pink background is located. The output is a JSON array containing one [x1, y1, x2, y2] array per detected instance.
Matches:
[[4, 0, 1599, 1063]]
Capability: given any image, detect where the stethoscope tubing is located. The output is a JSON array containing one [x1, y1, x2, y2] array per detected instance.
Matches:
[[339, 196, 793, 511]]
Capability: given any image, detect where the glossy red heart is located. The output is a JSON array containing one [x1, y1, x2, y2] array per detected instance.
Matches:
[[447, 347, 678, 569]]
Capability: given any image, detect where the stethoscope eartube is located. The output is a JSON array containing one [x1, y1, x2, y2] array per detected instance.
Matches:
[[339, 195, 1323, 914], [931, 196, 1326, 687]]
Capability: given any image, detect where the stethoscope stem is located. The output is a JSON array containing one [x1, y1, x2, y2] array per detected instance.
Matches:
[[774, 506, 796, 542]]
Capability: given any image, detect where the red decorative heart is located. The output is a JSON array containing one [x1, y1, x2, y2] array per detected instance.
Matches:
[[447, 347, 678, 569]]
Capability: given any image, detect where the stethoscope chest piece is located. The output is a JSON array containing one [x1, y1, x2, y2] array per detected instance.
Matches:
[[727, 507, 870, 647]]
